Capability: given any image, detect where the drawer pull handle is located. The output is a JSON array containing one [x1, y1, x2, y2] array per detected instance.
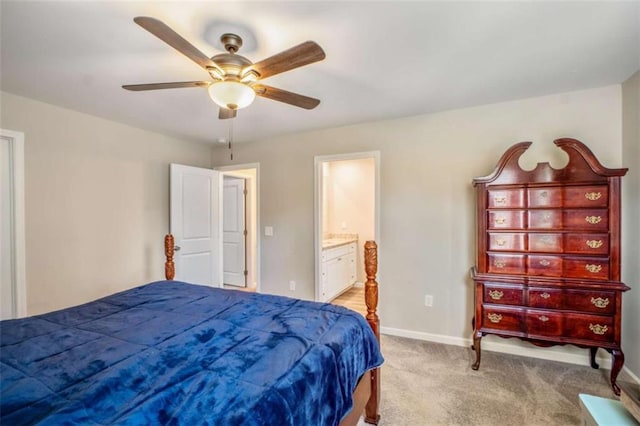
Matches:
[[591, 297, 610, 308], [585, 192, 602, 201], [488, 290, 504, 300], [487, 313, 502, 323], [494, 217, 506, 225], [540, 191, 548, 198], [585, 216, 602, 225], [494, 196, 506, 205], [540, 292, 551, 299], [493, 260, 506, 268], [538, 315, 549, 322], [586, 240, 603, 249], [589, 323, 608, 335], [539, 259, 551, 266], [496, 239, 506, 246], [585, 264, 602, 273]]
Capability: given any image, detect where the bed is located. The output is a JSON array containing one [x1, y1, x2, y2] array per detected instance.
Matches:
[[0, 236, 383, 425]]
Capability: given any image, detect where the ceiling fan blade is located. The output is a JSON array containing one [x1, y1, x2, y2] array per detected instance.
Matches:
[[253, 84, 320, 110], [219, 108, 237, 119], [122, 81, 211, 91], [134, 16, 218, 71], [248, 41, 325, 80]]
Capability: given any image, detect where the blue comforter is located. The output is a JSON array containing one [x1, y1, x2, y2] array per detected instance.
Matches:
[[0, 281, 383, 425]]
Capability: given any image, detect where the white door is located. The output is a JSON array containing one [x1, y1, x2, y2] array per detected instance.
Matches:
[[170, 164, 222, 287], [223, 176, 246, 287], [1, 137, 14, 319], [0, 130, 26, 319]]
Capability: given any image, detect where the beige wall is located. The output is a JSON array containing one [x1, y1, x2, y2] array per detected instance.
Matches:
[[622, 70, 640, 378], [213, 85, 627, 363], [0, 92, 212, 315], [325, 158, 375, 283]]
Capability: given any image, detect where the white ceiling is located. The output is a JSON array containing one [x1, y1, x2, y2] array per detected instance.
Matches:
[[1, 1, 638, 144]]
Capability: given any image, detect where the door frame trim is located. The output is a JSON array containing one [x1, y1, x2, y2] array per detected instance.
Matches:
[[215, 162, 261, 293], [1, 128, 27, 318], [313, 151, 380, 302]]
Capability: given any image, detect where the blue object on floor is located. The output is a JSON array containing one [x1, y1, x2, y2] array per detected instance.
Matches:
[[579, 393, 639, 425]]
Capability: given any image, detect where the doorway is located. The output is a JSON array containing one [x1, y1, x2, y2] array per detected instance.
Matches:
[[314, 152, 380, 302], [0, 129, 26, 319], [216, 164, 260, 292]]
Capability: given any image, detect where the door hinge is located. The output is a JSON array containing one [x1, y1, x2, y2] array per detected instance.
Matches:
[[244, 270, 248, 276], [243, 229, 248, 236], [243, 188, 248, 195]]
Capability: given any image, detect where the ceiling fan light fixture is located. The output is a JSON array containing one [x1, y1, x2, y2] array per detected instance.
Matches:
[[208, 81, 255, 110]]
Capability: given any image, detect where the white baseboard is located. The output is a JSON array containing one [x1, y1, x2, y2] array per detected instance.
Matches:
[[378, 326, 637, 375], [353, 282, 364, 289]]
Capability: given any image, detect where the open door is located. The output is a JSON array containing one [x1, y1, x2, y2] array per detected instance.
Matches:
[[170, 164, 222, 287]]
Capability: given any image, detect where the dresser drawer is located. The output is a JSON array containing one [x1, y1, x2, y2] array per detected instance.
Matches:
[[564, 209, 609, 230], [481, 306, 524, 333], [528, 210, 562, 229], [566, 314, 615, 343], [487, 188, 525, 208], [527, 233, 609, 255], [529, 233, 562, 253], [483, 284, 524, 305], [488, 210, 525, 229], [564, 233, 609, 254], [564, 185, 609, 208], [528, 187, 562, 208], [527, 255, 562, 277], [488, 233, 526, 251], [528, 288, 616, 314], [528, 209, 609, 230], [526, 311, 615, 343], [526, 185, 609, 208], [526, 310, 563, 337], [564, 257, 609, 280], [487, 253, 525, 274]]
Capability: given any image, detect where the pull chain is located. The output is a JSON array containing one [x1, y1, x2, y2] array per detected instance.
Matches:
[[228, 117, 234, 161]]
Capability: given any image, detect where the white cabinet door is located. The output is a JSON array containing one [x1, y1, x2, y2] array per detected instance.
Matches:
[[348, 251, 357, 284], [322, 242, 358, 302], [325, 257, 341, 301]]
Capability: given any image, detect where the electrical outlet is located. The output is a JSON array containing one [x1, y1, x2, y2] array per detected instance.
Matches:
[[424, 295, 433, 307], [289, 280, 296, 291]]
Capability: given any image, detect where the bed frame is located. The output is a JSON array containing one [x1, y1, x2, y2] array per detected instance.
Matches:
[[164, 235, 381, 425]]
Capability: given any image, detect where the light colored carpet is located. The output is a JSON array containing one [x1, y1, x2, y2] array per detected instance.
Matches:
[[366, 334, 618, 425]]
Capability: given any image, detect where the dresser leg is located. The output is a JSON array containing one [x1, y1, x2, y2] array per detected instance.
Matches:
[[589, 347, 599, 369], [471, 333, 482, 370], [610, 349, 624, 396]]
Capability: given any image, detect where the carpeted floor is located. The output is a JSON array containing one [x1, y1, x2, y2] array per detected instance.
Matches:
[[370, 334, 618, 425]]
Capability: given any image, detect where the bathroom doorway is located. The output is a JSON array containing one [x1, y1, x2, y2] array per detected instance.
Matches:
[[314, 152, 380, 302]]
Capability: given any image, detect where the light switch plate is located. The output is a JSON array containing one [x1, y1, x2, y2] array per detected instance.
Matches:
[[265, 226, 273, 236]]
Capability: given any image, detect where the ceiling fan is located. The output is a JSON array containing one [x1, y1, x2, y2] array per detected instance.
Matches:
[[123, 17, 326, 119]]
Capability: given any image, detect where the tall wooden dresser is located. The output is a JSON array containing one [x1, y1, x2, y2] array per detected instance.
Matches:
[[470, 138, 629, 395]]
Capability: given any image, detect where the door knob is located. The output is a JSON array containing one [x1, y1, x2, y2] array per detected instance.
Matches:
[[174, 246, 181, 252]]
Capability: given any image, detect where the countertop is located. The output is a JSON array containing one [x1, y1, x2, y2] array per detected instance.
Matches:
[[322, 237, 358, 250]]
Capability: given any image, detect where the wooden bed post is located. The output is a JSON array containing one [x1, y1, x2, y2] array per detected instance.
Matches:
[[164, 234, 175, 280], [364, 240, 380, 425]]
